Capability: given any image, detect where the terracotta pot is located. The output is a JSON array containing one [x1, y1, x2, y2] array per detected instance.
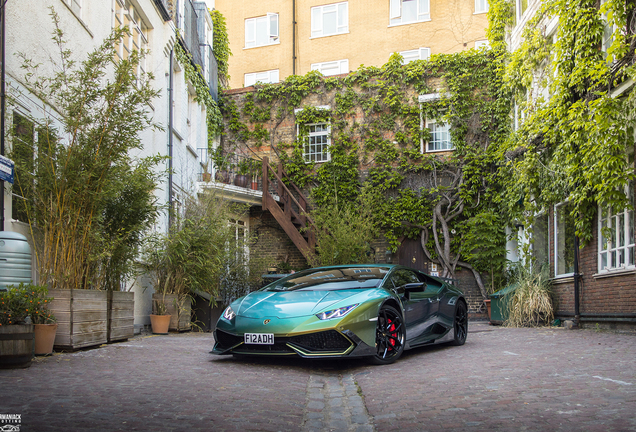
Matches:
[[251, 181, 258, 190], [34, 323, 58, 355], [234, 174, 249, 188], [150, 314, 171, 334], [201, 172, 212, 182]]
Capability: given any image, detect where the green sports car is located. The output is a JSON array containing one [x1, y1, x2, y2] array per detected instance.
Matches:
[[212, 264, 468, 364]]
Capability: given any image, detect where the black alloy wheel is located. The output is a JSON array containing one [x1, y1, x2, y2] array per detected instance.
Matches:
[[451, 301, 468, 346], [369, 305, 405, 365]]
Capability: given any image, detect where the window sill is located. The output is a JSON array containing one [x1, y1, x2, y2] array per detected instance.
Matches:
[[551, 274, 575, 284], [425, 148, 455, 153], [309, 32, 350, 40], [473, 11, 488, 15], [186, 144, 198, 157], [593, 267, 636, 279], [388, 18, 431, 28], [243, 41, 281, 50]]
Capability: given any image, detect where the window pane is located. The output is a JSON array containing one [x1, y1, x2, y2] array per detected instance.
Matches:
[[269, 14, 278, 38], [338, 3, 347, 30], [256, 17, 267, 46], [246, 20, 255, 46], [402, 0, 417, 22], [323, 10, 337, 35], [533, 213, 549, 269], [311, 7, 321, 36], [556, 202, 575, 275]]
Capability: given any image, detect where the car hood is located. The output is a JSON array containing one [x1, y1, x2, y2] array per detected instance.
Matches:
[[237, 289, 363, 318]]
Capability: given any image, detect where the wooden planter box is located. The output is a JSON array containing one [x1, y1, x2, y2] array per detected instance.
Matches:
[[49, 289, 108, 350], [107, 291, 134, 343], [152, 293, 191, 331]]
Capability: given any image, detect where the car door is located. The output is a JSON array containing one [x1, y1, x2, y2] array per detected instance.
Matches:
[[385, 268, 434, 344]]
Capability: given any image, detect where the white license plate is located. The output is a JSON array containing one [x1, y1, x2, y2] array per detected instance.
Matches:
[[244, 333, 274, 345]]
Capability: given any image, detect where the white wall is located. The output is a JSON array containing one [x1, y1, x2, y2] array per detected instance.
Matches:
[[3, 0, 213, 330]]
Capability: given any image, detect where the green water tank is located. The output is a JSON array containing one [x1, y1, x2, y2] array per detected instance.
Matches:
[[0, 232, 33, 290]]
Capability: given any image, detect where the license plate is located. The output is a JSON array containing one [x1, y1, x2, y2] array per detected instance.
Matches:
[[244, 333, 274, 345]]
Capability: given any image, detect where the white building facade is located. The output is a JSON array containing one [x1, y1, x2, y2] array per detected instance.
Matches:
[[1, 0, 218, 330]]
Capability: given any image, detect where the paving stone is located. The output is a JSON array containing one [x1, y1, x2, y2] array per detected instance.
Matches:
[[2, 323, 634, 432]]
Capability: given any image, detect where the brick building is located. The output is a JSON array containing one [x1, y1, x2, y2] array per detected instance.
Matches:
[[505, 0, 636, 330]]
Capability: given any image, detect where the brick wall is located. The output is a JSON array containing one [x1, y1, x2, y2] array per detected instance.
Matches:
[[250, 206, 308, 271], [547, 205, 636, 328]]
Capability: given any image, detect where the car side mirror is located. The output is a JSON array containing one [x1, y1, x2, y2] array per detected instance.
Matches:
[[402, 282, 424, 301]]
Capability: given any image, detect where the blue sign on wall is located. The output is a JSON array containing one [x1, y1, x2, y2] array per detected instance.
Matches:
[[0, 155, 15, 184]]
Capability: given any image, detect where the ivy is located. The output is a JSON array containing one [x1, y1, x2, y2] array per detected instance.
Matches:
[[174, 40, 223, 142], [210, 9, 232, 88], [492, 0, 636, 244], [220, 49, 512, 295]]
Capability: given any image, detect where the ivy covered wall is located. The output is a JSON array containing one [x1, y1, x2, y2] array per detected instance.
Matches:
[[220, 51, 512, 302]]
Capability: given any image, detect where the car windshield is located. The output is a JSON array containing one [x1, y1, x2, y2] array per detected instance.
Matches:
[[263, 267, 391, 291]]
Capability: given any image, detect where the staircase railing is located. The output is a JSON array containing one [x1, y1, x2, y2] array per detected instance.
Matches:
[[261, 156, 315, 261]]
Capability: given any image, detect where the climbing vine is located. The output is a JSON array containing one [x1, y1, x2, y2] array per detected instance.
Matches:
[[210, 9, 232, 88], [491, 0, 636, 245], [219, 48, 512, 297], [174, 40, 223, 142]]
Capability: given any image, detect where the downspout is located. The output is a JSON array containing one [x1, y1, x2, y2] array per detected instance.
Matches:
[[168, 48, 174, 228], [0, 0, 6, 231], [292, 0, 296, 75], [573, 234, 580, 326]]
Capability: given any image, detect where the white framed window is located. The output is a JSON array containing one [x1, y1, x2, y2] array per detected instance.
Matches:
[[400, 48, 430, 64], [475, 40, 490, 50], [311, 59, 349, 76], [244, 70, 279, 87], [311, 2, 348, 38], [390, 0, 430, 26], [475, 0, 488, 14], [424, 118, 452, 152], [303, 123, 331, 162], [554, 201, 576, 276], [64, 0, 82, 17], [532, 212, 549, 269], [113, 0, 148, 76], [598, 183, 635, 272], [245, 13, 279, 48], [230, 217, 250, 261]]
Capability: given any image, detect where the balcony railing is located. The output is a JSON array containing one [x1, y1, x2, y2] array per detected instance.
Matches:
[[197, 148, 262, 191]]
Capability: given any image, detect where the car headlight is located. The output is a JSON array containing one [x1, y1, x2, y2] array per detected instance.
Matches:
[[223, 306, 236, 321], [316, 304, 359, 320]]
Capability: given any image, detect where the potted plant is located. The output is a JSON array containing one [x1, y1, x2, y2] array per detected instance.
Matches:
[[0, 284, 36, 368], [28, 284, 58, 355], [249, 158, 261, 190], [211, 147, 231, 184], [201, 160, 212, 182], [234, 158, 251, 188], [150, 295, 171, 334]]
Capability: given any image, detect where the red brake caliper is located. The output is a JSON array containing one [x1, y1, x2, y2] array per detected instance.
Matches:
[[387, 318, 396, 349]]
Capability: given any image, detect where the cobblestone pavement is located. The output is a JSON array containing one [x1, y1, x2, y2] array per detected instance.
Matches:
[[1, 322, 635, 431]]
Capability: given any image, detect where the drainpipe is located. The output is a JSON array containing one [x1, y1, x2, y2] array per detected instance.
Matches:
[[292, 0, 296, 75], [168, 48, 174, 229], [573, 234, 580, 326], [0, 0, 6, 231]]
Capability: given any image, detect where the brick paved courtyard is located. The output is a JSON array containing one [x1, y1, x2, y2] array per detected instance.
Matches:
[[1, 322, 635, 431]]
